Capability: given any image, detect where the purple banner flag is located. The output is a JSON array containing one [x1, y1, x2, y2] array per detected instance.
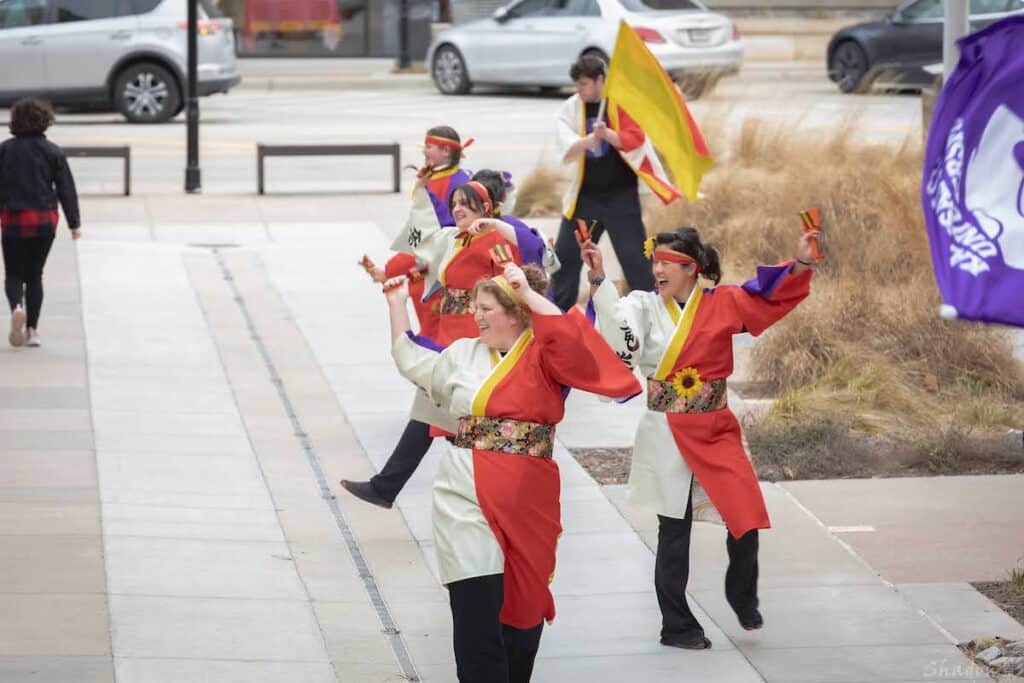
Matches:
[[922, 16, 1024, 327]]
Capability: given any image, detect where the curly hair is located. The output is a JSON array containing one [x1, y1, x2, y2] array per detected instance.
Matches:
[[473, 264, 549, 328], [9, 98, 55, 136]]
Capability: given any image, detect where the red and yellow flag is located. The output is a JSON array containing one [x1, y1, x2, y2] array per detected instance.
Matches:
[[603, 21, 714, 202]]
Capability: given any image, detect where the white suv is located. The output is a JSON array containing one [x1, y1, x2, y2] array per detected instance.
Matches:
[[0, 0, 240, 123]]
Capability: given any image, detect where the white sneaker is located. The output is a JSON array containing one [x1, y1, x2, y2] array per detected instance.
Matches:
[[8, 306, 26, 347], [26, 328, 41, 347]]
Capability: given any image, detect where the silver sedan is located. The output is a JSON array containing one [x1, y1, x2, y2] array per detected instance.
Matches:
[[428, 0, 743, 98]]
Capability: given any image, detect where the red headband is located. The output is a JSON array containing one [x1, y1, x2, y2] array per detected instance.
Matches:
[[461, 181, 493, 213], [425, 134, 475, 151], [653, 248, 701, 273]]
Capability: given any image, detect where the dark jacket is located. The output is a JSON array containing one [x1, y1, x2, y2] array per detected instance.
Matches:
[[0, 134, 80, 229]]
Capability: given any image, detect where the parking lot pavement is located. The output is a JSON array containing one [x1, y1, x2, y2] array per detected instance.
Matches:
[[0, 60, 921, 199]]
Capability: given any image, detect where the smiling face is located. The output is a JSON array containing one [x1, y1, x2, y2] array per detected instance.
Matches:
[[422, 142, 452, 169], [473, 290, 521, 351], [450, 188, 487, 231], [652, 258, 698, 300]]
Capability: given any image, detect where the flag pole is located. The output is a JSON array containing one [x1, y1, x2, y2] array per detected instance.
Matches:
[[596, 98, 607, 123]]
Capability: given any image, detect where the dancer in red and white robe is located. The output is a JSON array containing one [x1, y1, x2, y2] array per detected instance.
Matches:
[[584, 225, 818, 650], [385, 263, 640, 682]]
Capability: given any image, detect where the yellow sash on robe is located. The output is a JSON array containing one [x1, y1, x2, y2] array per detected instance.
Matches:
[[653, 287, 703, 381], [470, 331, 535, 416]]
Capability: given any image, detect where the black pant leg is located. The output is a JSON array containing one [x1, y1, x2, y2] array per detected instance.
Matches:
[[549, 216, 585, 312], [654, 489, 704, 640], [725, 529, 760, 617], [603, 190, 655, 294], [1, 235, 26, 313], [369, 419, 432, 503], [448, 573, 508, 683], [502, 622, 544, 683], [22, 235, 54, 329]]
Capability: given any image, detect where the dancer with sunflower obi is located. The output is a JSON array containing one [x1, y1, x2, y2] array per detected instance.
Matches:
[[582, 224, 818, 650]]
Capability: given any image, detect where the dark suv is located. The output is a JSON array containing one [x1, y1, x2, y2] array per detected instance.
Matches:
[[0, 0, 240, 122], [827, 0, 1024, 93]]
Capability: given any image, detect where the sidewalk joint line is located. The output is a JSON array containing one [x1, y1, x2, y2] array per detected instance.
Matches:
[[212, 249, 421, 682], [774, 484, 961, 646]]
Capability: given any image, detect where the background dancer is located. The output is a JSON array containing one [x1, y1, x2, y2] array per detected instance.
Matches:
[[341, 251, 440, 508], [418, 125, 473, 226], [340, 179, 548, 507], [1, 98, 81, 348], [584, 225, 818, 650], [386, 262, 640, 682]]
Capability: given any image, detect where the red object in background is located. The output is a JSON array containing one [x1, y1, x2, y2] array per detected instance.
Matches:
[[244, 0, 340, 43]]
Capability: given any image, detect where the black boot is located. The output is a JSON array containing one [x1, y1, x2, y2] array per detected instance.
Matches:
[[339, 480, 392, 509]]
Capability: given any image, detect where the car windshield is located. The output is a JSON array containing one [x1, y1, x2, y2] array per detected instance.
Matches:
[[618, 0, 704, 11]]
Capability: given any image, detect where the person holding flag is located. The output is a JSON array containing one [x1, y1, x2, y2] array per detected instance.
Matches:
[[550, 24, 714, 311]]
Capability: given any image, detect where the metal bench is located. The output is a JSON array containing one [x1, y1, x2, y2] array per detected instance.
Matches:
[[62, 145, 131, 196], [256, 143, 402, 195]]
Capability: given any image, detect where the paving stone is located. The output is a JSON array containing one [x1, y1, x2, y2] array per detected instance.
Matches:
[[105, 536, 305, 599], [108, 595, 328, 662], [0, 595, 111, 656], [0, 502, 101, 536], [0, 535, 105, 594], [115, 658, 336, 683], [0, 450, 97, 489], [0, 655, 113, 683], [102, 502, 285, 542]]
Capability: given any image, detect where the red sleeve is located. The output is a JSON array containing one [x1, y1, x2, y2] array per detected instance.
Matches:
[[385, 252, 417, 278], [722, 261, 812, 337], [614, 106, 646, 153], [532, 308, 642, 399]]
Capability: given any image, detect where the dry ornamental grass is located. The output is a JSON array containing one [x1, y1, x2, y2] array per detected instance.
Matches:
[[520, 115, 1024, 480]]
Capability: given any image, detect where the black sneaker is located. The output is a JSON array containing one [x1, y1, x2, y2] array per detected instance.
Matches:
[[340, 480, 393, 509], [660, 634, 712, 650], [738, 608, 764, 631]]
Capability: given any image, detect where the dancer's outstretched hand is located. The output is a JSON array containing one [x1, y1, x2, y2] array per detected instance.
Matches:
[[382, 276, 409, 304], [796, 230, 821, 264]]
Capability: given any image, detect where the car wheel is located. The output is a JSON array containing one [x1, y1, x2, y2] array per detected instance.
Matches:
[[114, 62, 181, 123], [832, 41, 869, 94], [432, 45, 471, 95]]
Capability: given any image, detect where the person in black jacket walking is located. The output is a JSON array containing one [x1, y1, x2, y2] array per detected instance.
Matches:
[[0, 98, 81, 348]]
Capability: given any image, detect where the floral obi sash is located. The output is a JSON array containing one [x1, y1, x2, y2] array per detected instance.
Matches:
[[441, 286, 474, 315], [452, 415, 555, 458], [646, 373, 728, 414]]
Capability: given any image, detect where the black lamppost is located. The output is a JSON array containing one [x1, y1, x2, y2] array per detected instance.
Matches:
[[184, 0, 201, 193], [397, 0, 411, 69]]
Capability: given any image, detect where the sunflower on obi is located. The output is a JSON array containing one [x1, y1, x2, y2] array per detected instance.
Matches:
[[671, 367, 703, 400]]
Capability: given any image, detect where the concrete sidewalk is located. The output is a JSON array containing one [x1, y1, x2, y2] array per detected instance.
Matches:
[[0, 193, 1017, 682]]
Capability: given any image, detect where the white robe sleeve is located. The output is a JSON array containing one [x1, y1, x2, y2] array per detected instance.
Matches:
[[591, 279, 648, 372], [554, 95, 584, 165], [390, 185, 456, 297], [392, 334, 460, 413]]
